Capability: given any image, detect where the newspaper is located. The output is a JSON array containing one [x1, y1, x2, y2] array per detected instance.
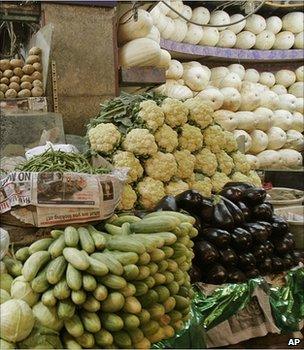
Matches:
[[0, 170, 126, 227]]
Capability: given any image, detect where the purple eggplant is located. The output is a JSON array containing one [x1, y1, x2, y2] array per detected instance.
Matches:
[[227, 268, 246, 283], [273, 235, 294, 255], [243, 223, 269, 242], [252, 244, 267, 261], [282, 254, 295, 270], [154, 195, 178, 212], [243, 187, 267, 206], [271, 215, 289, 236], [258, 221, 273, 236], [258, 258, 272, 275], [272, 257, 284, 273], [221, 197, 245, 225], [175, 190, 212, 217], [220, 187, 244, 203], [224, 182, 254, 190], [189, 265, 202, 283], [237, 201, 251, 221], [246, 269, 260, 279], [238, 253, 256, 271], [202, 228, 231, 248], [219, 248, 238, 266], [195, 241, 219, 265], [231, 227, 253, 251], [204, 264, 227, 285], [252, 203, 273, 221], [292, 251, 304, 264], [212, 199, 235, 230], [264, 241, 274, 255]]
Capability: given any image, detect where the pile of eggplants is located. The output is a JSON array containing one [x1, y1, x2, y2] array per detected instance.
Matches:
[[155, 182, 303, 285]]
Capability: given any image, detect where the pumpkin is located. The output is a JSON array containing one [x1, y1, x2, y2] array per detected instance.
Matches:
[[233, 130, 252, 153], [295, 66, 303, 82], [278, 93, 297, 112], [166, 59, 183, 79], [253, 107, 274, 131], [217, 30, 236, 48], [245, 154, 260, 170], [183, 66, 210, 91], [271, 84, 287, 95], [166, 84, 193, 100], [275, 69, 296, 87], [146, 26, 161, 43], [294, 32, 304, 49], [254, 30, 275, 50], [220, 87, 241, 111], [235, 31, 256, 49], [273, 110, 293, 130], [245, 14, 266, 34], [282, 12, 304, 34], [196, 87, 224, 110], [288, 82, 304, 98], [283, 130, 304, 151], [244, 69, 260, 83], [219, 72, 241, 90], [259, 72, 275, 88], [158, 50, 171, 68], [213, 109, 238, 131], [234, 111, 256, 131], [228, 64, 245, 80], [170, 19, 188, 42], [273, 31, 295, 50], [266, 16, 282, 34], [199, 28, 219, 46], [267, 127, 287, 149], [277, 149, 302, 168], [292, 112, 304, 132], [210, 66, 229, 86], [260, 91, 280, 110], [161, 17, 175, 40], [257, 150, 280, 168], [183, 24, 204, 44], [191, 6, 210, 25], [209, 10, 230, 31], [249, 130, 269, 154], [229, 14, 246, 34]]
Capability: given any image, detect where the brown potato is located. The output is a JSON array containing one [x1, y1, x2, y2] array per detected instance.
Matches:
[[18, 89, 31, 98], [21, 75, 33, 83], [10, 58, 24, 68], [9, 82, 20, 92], [0, 91, 4, 99], [3, 70, 13, 78], [0, 84, 9, 93], [10, 76, 21, 84], [0, 59, 11, 71], [22, 64, 34, 75], [33, 62, 42, 72], [26, 55, 40, 64], [29, 46, 42, 55], [32, 79, 43, 88], [5, 88, 17, 98], [0, 71, 2, 78], [13, 67, 23, 77], [31, 71, 42, 81], [1, 77, 9, 85], [31, 86, 43, 97], [20, 81, 32, 90]]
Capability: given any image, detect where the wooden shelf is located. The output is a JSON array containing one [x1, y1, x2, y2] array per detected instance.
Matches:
[[119, 67, 166, 86]]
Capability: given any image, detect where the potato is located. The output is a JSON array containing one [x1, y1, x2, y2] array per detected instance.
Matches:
[[10, 76, 21, 84], [9, 82, 20, 92], [0, 59, 11, 71], [20, 81, 32, 90], [1, 77, 9, 84], [3, 70, 13, 78], [0, 84, 9, 93], [18, 89, 31, 98], [5, 88, 17, 98], [22, 64, 34, 75], [33, 62, 42, 72], [13, 67, 23, 77], [21, 75, 33, 83], [32, 79, 43, 88], [10, 58, 24, 68], [0, 91, 4, 99], [31, 86, 43, 97], [31, 71, 42, 81], [26, 55, 40, 64], [0, 71, 2, 78], [29, 46, 42, 55]]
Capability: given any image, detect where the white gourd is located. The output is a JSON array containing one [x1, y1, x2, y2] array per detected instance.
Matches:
[[239, 89, 261, 111], [234, 111, 256, 131], [275, 69, 296, 87], [278, 93, 297, 112], [213, 109, 238, 131], [254, 107, 274, 131], [217, 30, 236, 48], [292, 112, 304, 132], [235, 31, 256, 49], [210, 11, 230, 31], [150, 6, 161, 25], [158, 50, 171, 68], [199, 28, 219, 46], [249, 130, 269, 153], [282, 12, 304, 34], [271, 84, 288, 95], [219, 72, 242, 90], [161, 18, 175, 40], [260, 91, 280, 110], [295, 97, 303, 113], [255, 82, 269, 95], [228, 64, 245, 80], [288, 82, 304, 98], [277, 149, 303, 168], [167, 0, 183, 19], [254, 30, 275, 50], [273, 31, 295, 49], [233, 130, 252, 152], [259, 72, 276, 88], [118, 9, 153, 44], [166, 84, 193, 100], [154, 79, 179, 94], [273, 110, 293, 130], [154, 13, 168, 33], [257, 150, 280, 168], [183, 66, 210, 91], [157, 0, 171, 16], [220, 87, 242, 111], [283, 130, 304, 151], [146, 26, 161, 43], [245, 154, 260, 169], [181, 5, 192, 20], [210, 66, 229, 86], [245, 14, 266, 34], [196, 88, 224, 110], [183, 24, 204, 44], [191, 7, 210, 25], [295, 66, 303, 82], [244, 69, 260, 83], [119, 38, 161, 67], [229, 14, 246, 34], [294, 32, 304, 49], [267, 127, 287, 149], [182, 61, 202, 70], [201, 65, 212, 81], [166, 59, 183, 79], [266, 16, 282, 34], [170, 19, 188, 42]]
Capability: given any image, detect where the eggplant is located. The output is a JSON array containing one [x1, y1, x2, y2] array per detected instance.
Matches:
[[195, 241, 219, 265], [219, 248, 238, 266], [204, 264, 227, 285], [236, 201, 251, 221], [272, 257, 284, 273], [202, 228, 231, 248], [212, 199, 234, 230], [243, 223, 269, 243], [246, 269, 260, 279], [220, 187, 244, 203], [271, 215, 289, 236], [154, 195, 178, 212], [273, 235, 294, 256], [231, 227, 253, 251], [258, 258, 272, 275], [238, 253, 256, 271], [258, 221, 273, 236], [221, 197, 245, 225], [175, 190, 213, 217], [264, 241, 274, 255], [243, 187, 266, 206], [282, 254, 295, 270], [223, 182, 254, 190], [292, 251, 304, 264], [252, 244, 267, 261], [252, 203, 273, 221], [189, 265, 202, 283], [227, 268, 246, 283]]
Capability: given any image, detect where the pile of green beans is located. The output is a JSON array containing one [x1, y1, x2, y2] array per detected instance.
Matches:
[[17, 149, 109, 174]]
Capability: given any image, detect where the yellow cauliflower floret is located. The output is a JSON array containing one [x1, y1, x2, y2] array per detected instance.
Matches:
[[188, 173, 212, 197], [232, 151, 251, 174], [231, 172, 250, 183], [165, 180, 189, 196], [117, 184, 137, 210], [216, 150, 234, 175], [248, 170, 262, 187], [184, 98, 214, 129], [161, 98, 188, 128], [145, 152, 177, 182], [88, 123, 121, 154], [122, 128, 157, 156], [203, 125, 226, 153], [178, 124, 203, 152], [112, 151, 143, 183], [154, 124, 178, 153], [138, 100, 165, 132], [211, 172, 230, 192], [174, 150, 195, 179], [194, 148, 218, 176], [224, 131, 238, 153], [137, 177, 165, 210]]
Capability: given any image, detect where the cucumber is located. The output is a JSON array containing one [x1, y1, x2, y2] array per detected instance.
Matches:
[[71, 290, 86, 305], [91, 252, 123, 275], [134, 235, 164, 251], [158, 260, 169, 273], [50, 229, 63, 239], [82, 274, 97, 292], [120, 283, 136, 298], [137, 309, 151, 325], [58, 299, 75, 319], [144, 211, 195, 224], [133, 281, 148, 296], [78, 227, 95, 253], [47, 256, 67, 284], [63, 333, 82, 350], [138, 290, 158, 308], [75, 332, 95, 348], [3, 256, 22, 277], [87, 257, 109, 276], [174, 295, 190, 310], [134, 337, 151, 349], [94, 329, 113, 347], [167, 281, 180, 295], [143, 276, 155, 289], [64, 314, 84, 338], [150, 249, 166, 262], [110, 251, 139, 265], [81, 311, 101, 333], [66, 263, 82, 291], [100, 313, 124, 332], [83, 295, 100, 312], [31, 266, 49, 293], [100, 292, 125, 313], [113, 331, 132, 349], [137, 252, 151, 265], [136, 266, 150, 280], [106, 237, 145, 254], [121, 222, 131, 235], [41, 289, 57, 306], [162, 246, 174, 259], [153, 273, 166, 286], [152, 232, 177, 245], [64, 226, 79, 247], [120, 314, 140, 330], [163, 296, 176, 313], [141, 320, 159, 336], [164, 271, 174, 284], [48, 235, 65, 258], [105, 223, 122, 235], [111, 215, 141, 226], [154, 286, 170, 303], [63, 248, 89, 271], [54, 278, 70, 300], [15, 247, 30, 262], [99, 274, 127, 290], [29, 238, 53, 254], [87, 227, 107, 250], [167, 259, 178, 272], [93, 284, 108, 301], [147, 262, 158, 275], [128, 329, 144, 343], [168, 310, 182, 323], [130, 216, 180, 233], [123, 264, 139, 280], [22, 251, 50, 281], [123, 296, 142, 314]]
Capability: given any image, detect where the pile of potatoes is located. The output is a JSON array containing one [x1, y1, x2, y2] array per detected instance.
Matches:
[[0, 47, 44, 100]]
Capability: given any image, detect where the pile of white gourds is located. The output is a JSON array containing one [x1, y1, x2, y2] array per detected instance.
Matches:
[[158, 61, 303, 170], [151, 0, 304, 50]]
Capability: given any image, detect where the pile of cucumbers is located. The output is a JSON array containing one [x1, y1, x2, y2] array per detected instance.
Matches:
[[14, 211, 198, 349]]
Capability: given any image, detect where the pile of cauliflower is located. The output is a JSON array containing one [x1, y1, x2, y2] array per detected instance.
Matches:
[[88, 96, 262, 210]]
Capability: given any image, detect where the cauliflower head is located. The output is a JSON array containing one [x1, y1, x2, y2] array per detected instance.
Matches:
[[154, 124, 178, 153], [137, 177, 165, 209], [165, 180, 189, 196], [187, 173, 212, 197], [224, 131, 238, 153], [145, 152, 177, 182], [232, 151, 251, 174], [161, 98, 188, 128], [88, 123, 121, 154], [248, 170, 262, 187], [117, 184, 137, 210], [174, 150, 195, 179], [216, 150, 234, 175], [178, 124, 203, 152], [231, 172, 250, 183], [203, 125, 226, 154], [211, 172, 230, 192], [122, 128, 157, 156], [184, 98, 214, 129], [194, 148, 218, 176], [138, 100, 164, 132], [112, 151, 143, 183]]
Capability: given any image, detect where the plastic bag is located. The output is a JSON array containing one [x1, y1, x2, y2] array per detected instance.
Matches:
[[0, 228, 10, 260], [25, 141, 79, 159]]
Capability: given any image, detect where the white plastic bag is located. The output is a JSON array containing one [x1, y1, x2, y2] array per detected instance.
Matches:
[[25, 142, 79, 160]]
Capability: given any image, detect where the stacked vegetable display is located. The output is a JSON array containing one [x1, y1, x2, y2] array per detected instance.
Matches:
[[0, 212, 197, 349]]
